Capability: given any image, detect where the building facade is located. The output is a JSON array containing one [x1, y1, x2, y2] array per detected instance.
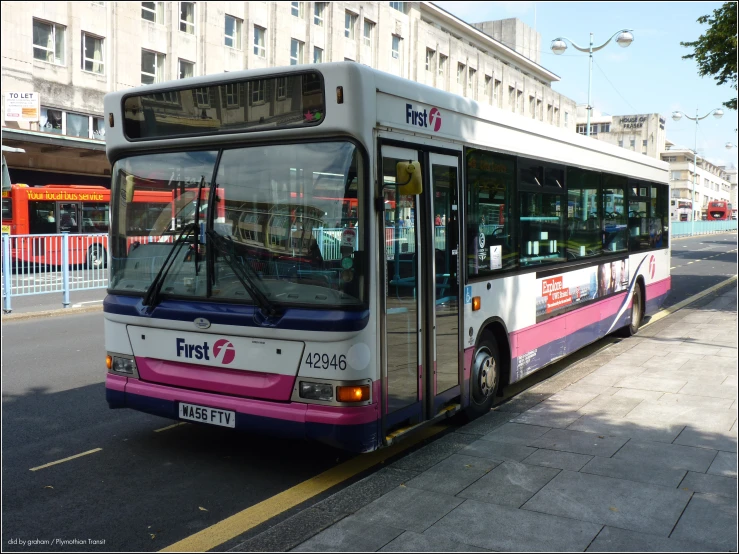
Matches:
[[575, 106, 667, 159], [1, 1, 577, 185], [660, 148, 734, 221]]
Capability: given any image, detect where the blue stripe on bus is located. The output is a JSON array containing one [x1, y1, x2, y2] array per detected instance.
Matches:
[[103, 295, 370, 332], [108, 390, 380, 452]]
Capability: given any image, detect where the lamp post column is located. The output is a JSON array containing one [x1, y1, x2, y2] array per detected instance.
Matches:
[[586, 34, 594, 136]]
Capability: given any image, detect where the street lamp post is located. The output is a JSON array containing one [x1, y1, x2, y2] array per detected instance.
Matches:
[[671, 108, 724, 235], [551, 30, 634, 136]]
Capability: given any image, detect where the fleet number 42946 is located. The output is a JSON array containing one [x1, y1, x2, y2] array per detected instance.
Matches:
[[304, 352, 347, 370]]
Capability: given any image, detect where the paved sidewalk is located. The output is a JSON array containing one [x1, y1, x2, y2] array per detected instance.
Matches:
[[246, 285, 738, 552]]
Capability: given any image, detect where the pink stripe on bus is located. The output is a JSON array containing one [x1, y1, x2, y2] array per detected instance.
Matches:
[[136, 357, 296, 402], [107, 373, 127, 391], [123, 379, 380, 425], [647, 276, 671, 300]]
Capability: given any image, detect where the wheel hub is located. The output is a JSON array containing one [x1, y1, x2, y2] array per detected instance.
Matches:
[[472, 348, 496, 403]]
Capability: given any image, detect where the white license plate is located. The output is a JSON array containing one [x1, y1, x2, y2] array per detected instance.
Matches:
[[179, 402, 235, 428]]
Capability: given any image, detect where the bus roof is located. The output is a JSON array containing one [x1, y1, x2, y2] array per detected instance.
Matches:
[[104, 62, 668, 183]]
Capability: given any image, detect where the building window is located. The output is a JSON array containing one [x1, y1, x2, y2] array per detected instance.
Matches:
[[484, 75, 492, 99], [81, 33, 104, 74], [643, 139, 648, 147], [225, 83, 238, 107], [225, 15, 242, 49], [468, 68, 476, 92], [179, 2, 195, 34], [516, 90, 523, 113], [363, 20, 374, 47], [33, 19, 65, 65], [457, 63, 465, 84], [291, 2, 304, 18], [251, 80, 266, 104], [438, 54, 447, 78], [178, 59, 194, 79], [509, 87, 515, 112], [313, 2, 325, 26], [40, 107, 63, 135], [564, 112, 569, 126], [554, 107, 559, 124], [313, 47, 323, 63], [630, 139, 636, 148], [141, 2, 164, 24], [290, 38, 304, 65], [389, 2, 405, 13], [195, 88, 209, 107], [345, 11, 357, 39], [576, 124, 586, 134], [530, 96, 536, 119], [276, 77, 288, 99], [253, 26, 266, 58], [66, 112, 90, 138], [93, 116, 106, 140], [600, 123, 610, 133], [618, 140, 624, 147], [494, 79, 501, 107], [141, 49, 164, 84], [547, 104, 553, 123], [425, 48, 435, 71], [391, 35, 401, 59]]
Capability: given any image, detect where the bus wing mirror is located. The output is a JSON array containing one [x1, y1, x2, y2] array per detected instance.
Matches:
[[396, 161, 422, 195]]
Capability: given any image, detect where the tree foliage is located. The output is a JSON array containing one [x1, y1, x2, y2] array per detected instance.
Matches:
[[681, 2, 738, 110]]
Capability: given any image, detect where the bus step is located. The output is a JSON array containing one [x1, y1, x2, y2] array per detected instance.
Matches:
[[384, 403, 461, 447]]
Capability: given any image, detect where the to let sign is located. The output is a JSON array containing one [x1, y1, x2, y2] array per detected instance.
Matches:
[[4, 92, 39, 122]]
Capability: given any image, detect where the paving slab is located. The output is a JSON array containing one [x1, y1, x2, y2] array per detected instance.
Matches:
[[423, 498, 603, 552], [509, 411, 581, 429], [670, 493, 738, 552], [578, 395, 643, 417], [521, 448, 592, 471], [673, 425, 738, 453], [563, 383, 619, 396], [461, 439, 537, 462], [522, 470, 692, 536], [586, 525, 719, 552], [378, 531, 491, 552], [529, 428, 628, 457], [567, 414, 685, 443], [678, 381, 739, 400], [313, 467, 420, 515], [707, 450, 738, 477], [454, 409, 517, 436], [614, 376, 687, 393], [656, 393, 734, 409], [232, 508, 346, 552], [478, 423, 551, 445], [579, 456, 687, 488], [623, 402, 738, 431], [405, 454, 500, 496], [291, 516, 402, 552], [610, 388, 665, 401], [457, 460, 560, 508], [350, 485, 464, 534], [613, 440, 718, 472], [679, 471, 738, 499], [390, 432, 477, 472]]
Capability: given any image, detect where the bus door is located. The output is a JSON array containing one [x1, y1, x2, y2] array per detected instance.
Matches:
[[380, 145, 462, 438]]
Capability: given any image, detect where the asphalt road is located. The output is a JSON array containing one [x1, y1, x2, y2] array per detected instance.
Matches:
[[2, 232, 737, 551]]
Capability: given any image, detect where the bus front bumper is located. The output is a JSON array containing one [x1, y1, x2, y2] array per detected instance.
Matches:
[[106, 374, 381, 452]]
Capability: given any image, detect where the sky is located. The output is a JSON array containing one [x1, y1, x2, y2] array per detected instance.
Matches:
[[433, 1, 738, 168]]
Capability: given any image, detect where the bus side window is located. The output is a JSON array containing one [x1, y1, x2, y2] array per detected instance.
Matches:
[[28, 201, 58, 234]]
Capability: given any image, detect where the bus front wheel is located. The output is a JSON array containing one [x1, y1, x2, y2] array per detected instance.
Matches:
[[465, 338, 500, 420], [87, 245, 107, 269]]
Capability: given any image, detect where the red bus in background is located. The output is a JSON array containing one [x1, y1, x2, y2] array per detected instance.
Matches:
[[706, 201, 732, 221], [1, 183, 218, 267]]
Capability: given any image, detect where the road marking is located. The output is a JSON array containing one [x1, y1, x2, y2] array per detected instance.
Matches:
[[687, 261, 694, 264], [154, 422, 189, 433], [29, 448, 102, 471], [670, 267, 676, 270], [643, 275, 738, 329], [160, 425, 448, 552], [71, 300, 104, 308]]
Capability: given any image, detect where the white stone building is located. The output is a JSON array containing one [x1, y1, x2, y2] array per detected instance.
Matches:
[[1, 1, 577, 185], [575, 106, 666, 159]]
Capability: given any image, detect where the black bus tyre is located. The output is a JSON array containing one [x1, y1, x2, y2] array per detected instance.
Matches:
[[464, 337, 500, 420], [87, 245, 107, 269], [618, 284, 643, 337]]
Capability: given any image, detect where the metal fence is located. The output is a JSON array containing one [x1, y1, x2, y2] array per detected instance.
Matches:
[[2, 233, 109, 312], [672, 220, 737, 238]]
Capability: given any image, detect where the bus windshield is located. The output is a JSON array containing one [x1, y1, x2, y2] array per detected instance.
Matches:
[[109, 141, 366, 308]]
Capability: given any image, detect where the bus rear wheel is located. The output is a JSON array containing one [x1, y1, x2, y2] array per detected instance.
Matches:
[[87, 245, 107, 269], [464, 338, 500, 420], [619, 284, 643, 337]]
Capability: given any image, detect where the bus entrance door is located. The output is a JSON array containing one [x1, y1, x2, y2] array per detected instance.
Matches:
[[380, 145, 462, 440]]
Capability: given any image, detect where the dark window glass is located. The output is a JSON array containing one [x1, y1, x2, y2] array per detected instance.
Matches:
[[2, 196, 12, 221], [123, 72, 325, 140], [518, 158, 543, 189], [650, 185, 668, 249], [519, 191, 565, 266], [628, 179, 650, 252], [466, 149, 517, 274], [29, 201, 58, 234], [567, 167, 601, 259], [82, 202, 109, 233], [602, 174, 627, 253]]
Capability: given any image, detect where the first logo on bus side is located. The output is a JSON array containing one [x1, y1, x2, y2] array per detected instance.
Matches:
[[405, 104, 442, 132]]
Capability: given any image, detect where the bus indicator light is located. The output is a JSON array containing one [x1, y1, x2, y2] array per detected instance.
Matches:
[[337, 385, 370, 402], [472, 296, 481, 311]]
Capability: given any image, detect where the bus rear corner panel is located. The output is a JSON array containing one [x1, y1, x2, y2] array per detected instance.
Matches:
[[305, 419, 381, 453]]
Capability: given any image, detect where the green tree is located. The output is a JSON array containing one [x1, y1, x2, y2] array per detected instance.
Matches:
[[681, 2, 738, 110]]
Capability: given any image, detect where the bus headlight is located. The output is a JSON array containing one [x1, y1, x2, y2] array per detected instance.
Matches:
[[107, 354, 137, 375], [299, 381, 334, 401]]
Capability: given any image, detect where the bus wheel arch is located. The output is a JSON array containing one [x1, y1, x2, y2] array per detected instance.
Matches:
[[465, 318, 511, 420], [87, 244, 107, 269], [619, 277, 645, 337]]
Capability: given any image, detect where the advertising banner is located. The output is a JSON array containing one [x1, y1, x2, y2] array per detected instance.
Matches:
[[4, 92, 39, 122]]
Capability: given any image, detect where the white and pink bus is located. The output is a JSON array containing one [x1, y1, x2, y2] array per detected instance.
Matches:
[[103, 63, 670, 452]]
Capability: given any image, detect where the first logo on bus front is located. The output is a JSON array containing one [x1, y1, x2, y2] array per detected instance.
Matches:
[[406, 104, 442, 132]]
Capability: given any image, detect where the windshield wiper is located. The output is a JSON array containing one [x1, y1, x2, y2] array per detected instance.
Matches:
[[142, 222, 197, 308], [205, 229, 278, 319], [193, 175, 206, 277]]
